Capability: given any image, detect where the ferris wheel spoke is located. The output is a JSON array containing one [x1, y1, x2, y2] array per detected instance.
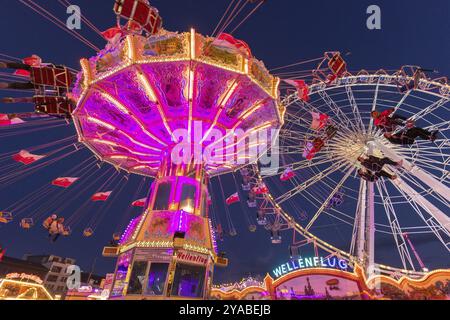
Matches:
[[425, 119, 450, 131], [345, 84, 366, 133], [316, 91, 358, 134], [398, 171, 450, 208], [368, 81, 381, 134], [392, 90, 411, 114], [393, 97, 450, 134], [276, 160, 349, 204], [390, 177, 450, 237], [373, 141, 450, 199], [376, 179, 416, 270], [281, 93, 299, 109], [351, 179, 367, 261], [305, 166, 354, 231]]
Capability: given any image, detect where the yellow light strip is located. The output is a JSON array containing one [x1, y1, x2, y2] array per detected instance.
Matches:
[[136, 72, 157, 102], [126, 36, 136, 61], [187, 68, 195, 142], [131, 164, 159, 171], [86, 116, 161, 152], [87, 116, 115, 131], [99, 91, 130, 114], [80, 58, 92, 87], [190, 28, 196, 59], [0, 279, 53, 300], [89, 138, 158, 158], [212, 121, 274, 155], [97, 89, 167, 147], [136, 71, 174, 139], [200, 80, 239, 144], [239, 101, 264, 121], [107, 154, 159, 164]]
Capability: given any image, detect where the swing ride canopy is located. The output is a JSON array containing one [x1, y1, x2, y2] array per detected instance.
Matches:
[[72, 30, 284, 177]]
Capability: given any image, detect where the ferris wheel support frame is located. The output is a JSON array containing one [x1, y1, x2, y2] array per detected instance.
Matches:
[[365, 143, 377, 281], [355, 180, 367, 262], [371, 141, 450, 234], [376, 179, 416, 271], [372, 140, 450, 202]]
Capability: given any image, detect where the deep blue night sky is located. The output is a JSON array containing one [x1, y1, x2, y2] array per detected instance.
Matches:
[[0, 0, 449, 283]]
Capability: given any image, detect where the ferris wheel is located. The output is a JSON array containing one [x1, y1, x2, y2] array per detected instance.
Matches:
[[251, 63, 450, 279]]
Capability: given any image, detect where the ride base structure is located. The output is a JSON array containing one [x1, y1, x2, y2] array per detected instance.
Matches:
[[103, 160, 220, 299]]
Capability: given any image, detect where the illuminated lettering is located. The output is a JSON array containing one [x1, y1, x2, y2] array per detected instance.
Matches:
[[271, 256, 350, 278]]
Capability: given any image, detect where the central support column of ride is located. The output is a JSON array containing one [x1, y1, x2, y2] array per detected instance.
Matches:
[[106, 154, 220, 300]]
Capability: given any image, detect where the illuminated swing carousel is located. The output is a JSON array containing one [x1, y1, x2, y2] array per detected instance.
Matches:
[[71, 3, 283, 299], [0, 0, 449, 301]]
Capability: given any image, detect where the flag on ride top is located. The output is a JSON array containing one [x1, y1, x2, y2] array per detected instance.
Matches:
[[280, 167, 296, 181], [13, 69, 31, 77], [52, 177, 79, 188], [131, 198, 146, 207], [310, 112, 329, 130], [23, 55, 42, 66], [284, 79, 310, 102], [13, 55, 42, 77], [225, 192, 240, 205], [252, 183, 269, 195], [91, 191, 112, 202], [0, 114, 25, 126], [12, 150, 45, 165], [213, 33, 252, 57], [101, 27, 123, 42]]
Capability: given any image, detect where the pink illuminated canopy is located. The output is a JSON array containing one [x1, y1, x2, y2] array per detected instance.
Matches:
[[73, 30, 283, 177]]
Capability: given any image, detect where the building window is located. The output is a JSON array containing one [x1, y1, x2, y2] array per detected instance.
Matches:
[[153, 182, 172, 210], [47, 275, 58, 282], [127, 261, 148, 295], [51, 266, 62, 273], [145, 263, 169, 296], [171, 263, 205, 298]]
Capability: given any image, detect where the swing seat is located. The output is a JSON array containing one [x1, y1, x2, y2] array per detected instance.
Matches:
[[0, 212, 13, 224], [271, 234, 282, 244], [62, 226, 71, 236], [83, 228, 94, 237], [34, 96, 74, 116], [20, 218, 34, 229], [31, 65, 73, 88], [289, 245, 300, 259], [112, 233, 121, 241], [114, 0, 162, 35], [248, 225, 257, 232], [257, 216, 267, 225], [328, 53, 347, 77], [247, 200, 257, 208]]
